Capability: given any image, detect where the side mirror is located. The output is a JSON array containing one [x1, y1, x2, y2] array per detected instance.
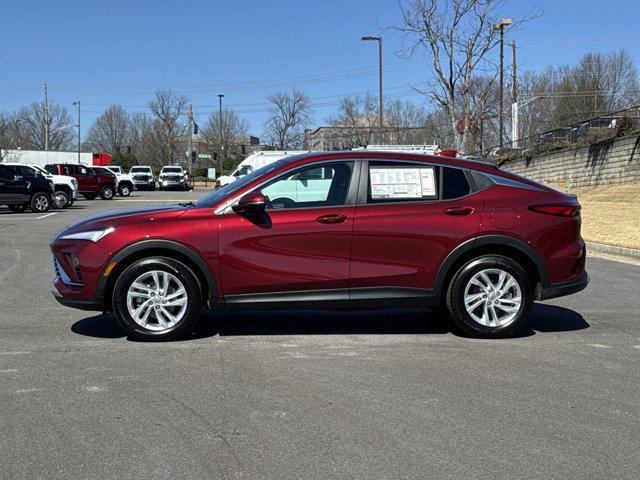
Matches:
[[14, 175, 23, 182], [232, 191, 266, 214]]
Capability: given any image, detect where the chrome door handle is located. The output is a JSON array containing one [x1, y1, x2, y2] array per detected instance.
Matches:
[[443, 206, 474, 216]]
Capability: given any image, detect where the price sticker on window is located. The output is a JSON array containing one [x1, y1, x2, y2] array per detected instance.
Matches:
[[370, 166, 436, 199]]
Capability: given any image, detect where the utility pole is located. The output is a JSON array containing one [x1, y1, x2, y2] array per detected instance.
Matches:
[[494, 18, 511, 148], [218, 94, 224, 165], [43, 84, 50, 151], [187, 104, 193, 172], [511, 41, 518, 147], [73, 100, 80, 163], [361, 36, 383, 142]]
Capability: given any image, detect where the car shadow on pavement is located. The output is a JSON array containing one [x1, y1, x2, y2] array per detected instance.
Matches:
[[71, 303, 588, 341]]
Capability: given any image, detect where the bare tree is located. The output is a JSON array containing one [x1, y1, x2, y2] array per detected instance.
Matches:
[[326, 93, 379, 148], [264, 89, 311, 149], [148, 89, 188, 167], [394, 0, 536, 153], [201, 108, 249, 158], [18, 101, 74, 150], [84, 105, 129, 155], [127, 112, 153, 165]]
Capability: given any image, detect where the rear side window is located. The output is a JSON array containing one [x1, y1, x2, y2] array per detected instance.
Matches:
[[0, 165, 14, 179], [44, 165, 57, 174], [367, 161, 439, 203], [442, 167, 471, 199]]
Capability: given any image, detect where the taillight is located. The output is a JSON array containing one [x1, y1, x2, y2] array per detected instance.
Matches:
[[529, 205, 580, 217]]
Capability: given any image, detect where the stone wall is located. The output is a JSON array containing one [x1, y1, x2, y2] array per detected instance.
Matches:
[[497, 134, 640, 189]]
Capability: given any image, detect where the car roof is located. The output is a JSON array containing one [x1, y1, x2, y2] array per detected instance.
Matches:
[[275, 150, 499, 174]]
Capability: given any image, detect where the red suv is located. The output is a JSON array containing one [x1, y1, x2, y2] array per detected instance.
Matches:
[[44, 164, 116, 200], [50, 152, 588, 341]]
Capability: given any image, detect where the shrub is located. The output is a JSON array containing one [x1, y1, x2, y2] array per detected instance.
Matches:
[[616, 116, 637, 136]]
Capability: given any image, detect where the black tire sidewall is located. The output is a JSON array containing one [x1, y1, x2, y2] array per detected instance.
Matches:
[[112, 257, 202, 341], [447, 255, 533, 338]]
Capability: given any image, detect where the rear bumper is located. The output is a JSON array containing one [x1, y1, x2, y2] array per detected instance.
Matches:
[[51, 286, 104, 311], [540, 271, 589, 300]]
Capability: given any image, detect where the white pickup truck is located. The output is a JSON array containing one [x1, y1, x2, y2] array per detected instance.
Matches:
[[159, 166, 189, 191], [3, 163, 78, 208], [103, 166, 134, 197]]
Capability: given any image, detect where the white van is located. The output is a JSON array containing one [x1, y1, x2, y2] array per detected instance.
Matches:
[[217, 150, 311, 187]]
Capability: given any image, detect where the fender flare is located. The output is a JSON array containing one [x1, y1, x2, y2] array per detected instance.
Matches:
[[432, 235, 549, 296], [96, 239, 217, 306]]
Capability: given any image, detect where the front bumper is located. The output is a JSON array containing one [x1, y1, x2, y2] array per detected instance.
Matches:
[[540, 271, 589, 300], [51, 286, 104, 311], [72, 189, 78, 200]]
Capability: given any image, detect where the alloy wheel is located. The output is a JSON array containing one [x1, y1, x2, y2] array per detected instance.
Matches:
[[126, 270, 189, 331], [34, 195, 49, 211], [463, 268, 522, 327]]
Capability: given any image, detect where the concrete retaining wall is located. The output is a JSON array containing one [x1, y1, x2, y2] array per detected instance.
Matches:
[[497, 134, 640, 188]]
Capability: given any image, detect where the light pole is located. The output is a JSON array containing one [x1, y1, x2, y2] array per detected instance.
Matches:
[[72, 100, 80, 163], [494, 18, 512, 147], [511, 95, 544, 148], [217, 94, 225, 163], [361, 35, 383, 142]]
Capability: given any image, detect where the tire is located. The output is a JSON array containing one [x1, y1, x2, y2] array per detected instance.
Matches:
[[100, 184, 115, 200], [112, 257, 202, 341], [30, 192, 51, 213], [83, 193, 97, 200], [53, 190, 69, 209], [8, 204, 27, 213], [119, 183, 131, 197], [445, 255, 533, 338]]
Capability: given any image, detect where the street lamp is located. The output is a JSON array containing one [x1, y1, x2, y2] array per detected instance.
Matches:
[[494, 18, 512, 146], [361, 35, 383, 141], [511, 95, 545, 148], [72, 100, 81, 163]]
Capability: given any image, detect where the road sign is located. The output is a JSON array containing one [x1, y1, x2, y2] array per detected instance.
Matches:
[[198, 153, 212, 159]]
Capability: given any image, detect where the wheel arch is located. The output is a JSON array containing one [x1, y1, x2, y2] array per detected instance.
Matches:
[[433, 235, 548, 300], [97, 239, 217, 311]]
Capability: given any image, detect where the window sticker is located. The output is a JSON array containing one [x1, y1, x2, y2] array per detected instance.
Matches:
[[370, 166, 436, 199]]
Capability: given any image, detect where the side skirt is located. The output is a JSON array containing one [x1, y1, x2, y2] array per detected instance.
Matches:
[[221, 287, 439, 311]]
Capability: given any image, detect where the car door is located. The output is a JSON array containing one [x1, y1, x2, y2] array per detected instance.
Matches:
[[0, 165, 28, 203], [218, 160, 360, 307], [349, 159, 483, 306]]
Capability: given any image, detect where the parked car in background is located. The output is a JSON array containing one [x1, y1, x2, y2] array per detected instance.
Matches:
[[51, 151, 588, 341], [44, 164, 116, 200], [159, 166, 189, 190], [3, 163, 78, 208], [129, 166, 156, 190], [94, 166, 134, 197], [0, 164, 54, 213], [217, 150, 311, 187]]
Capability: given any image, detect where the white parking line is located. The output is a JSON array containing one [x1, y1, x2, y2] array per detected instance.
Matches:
[[36, 212, 57, 219], [0, 212, 58, 220]]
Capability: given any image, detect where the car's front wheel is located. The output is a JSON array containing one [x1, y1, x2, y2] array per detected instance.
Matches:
[[112, 257, 202, 341], [100, 185, 115, 200], [30, 192, 51, 213], [119, 184, 131, 197], [53, 190, 69, 208], [446, 255, 533, 338]]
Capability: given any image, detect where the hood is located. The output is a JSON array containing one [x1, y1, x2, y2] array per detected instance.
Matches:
[[59, 204, 188, 235]]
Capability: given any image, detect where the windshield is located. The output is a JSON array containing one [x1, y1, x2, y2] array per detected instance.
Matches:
[[195, 159, 288, 208], [233, 165, 252, 177], [131, 167, 150, 173], [162, 167, 182, 173]]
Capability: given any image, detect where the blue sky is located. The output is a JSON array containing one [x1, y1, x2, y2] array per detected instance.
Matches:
[[2, 0, 640, 139]]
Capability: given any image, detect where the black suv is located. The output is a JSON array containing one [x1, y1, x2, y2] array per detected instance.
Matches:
[[0, 164, 55, 213]]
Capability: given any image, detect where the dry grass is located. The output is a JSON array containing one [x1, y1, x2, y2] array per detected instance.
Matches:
[[567, 182, 640, 250]]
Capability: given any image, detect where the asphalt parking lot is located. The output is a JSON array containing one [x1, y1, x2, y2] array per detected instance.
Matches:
[[0, 189, 639, 479]]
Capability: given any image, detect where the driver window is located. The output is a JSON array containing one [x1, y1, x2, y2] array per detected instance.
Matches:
[[260, 162, 354, 210]]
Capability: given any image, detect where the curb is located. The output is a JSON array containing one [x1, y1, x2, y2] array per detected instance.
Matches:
[[587, 242, 640, 260]]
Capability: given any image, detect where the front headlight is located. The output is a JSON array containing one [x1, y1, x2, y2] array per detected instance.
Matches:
[[59, 227, 116, 242]]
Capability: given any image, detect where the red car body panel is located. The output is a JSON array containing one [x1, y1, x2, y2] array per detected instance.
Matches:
[[350, 192, 483, 290], [49, 151, 588, 313]]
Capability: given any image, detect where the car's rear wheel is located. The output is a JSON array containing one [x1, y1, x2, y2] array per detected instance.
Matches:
[[100, 185, 115, 200], [112, 257, 202, 341], [54, 190, 69, 209], [446, 255, 533, 338], [30, 192, 51, 213], [8, 204, 27, 213]]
